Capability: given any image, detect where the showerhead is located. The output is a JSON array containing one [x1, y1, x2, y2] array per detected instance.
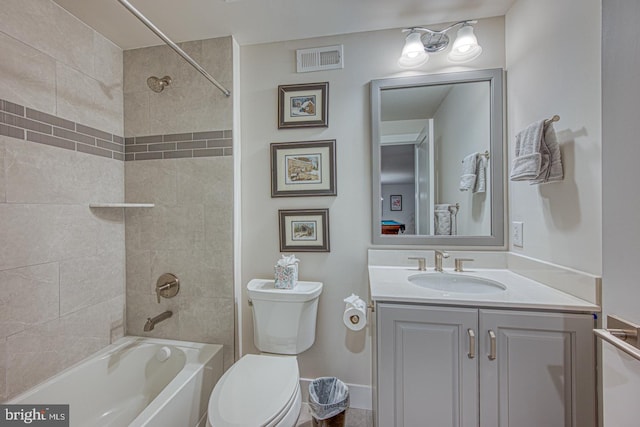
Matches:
[[147, 75, 172, 93]]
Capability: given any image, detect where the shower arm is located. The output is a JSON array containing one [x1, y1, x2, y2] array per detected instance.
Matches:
[[116, 0, 231, 97]]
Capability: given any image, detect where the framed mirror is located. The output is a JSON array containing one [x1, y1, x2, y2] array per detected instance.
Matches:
[[371, 68, 504, 247]]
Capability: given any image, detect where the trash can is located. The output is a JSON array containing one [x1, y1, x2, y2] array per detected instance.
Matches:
[[308, 377, 349, 427]]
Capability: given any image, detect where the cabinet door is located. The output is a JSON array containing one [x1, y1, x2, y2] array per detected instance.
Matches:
[[479, 310, 595, 427], [377, 303, 479, 427]]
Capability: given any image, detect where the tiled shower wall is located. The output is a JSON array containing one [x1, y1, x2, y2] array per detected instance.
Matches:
[[0, 0, 125, 400], [123, 37, 235, 369]]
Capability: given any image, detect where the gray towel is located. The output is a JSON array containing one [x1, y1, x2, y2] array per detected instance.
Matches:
[[510, 119, 545, 181], [530, 124, 563, 185], [459, 152, 478, 191], [474, 155, 488, 193]]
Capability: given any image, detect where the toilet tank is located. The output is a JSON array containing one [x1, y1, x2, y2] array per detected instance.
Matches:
[[247, 279, 323, 355]]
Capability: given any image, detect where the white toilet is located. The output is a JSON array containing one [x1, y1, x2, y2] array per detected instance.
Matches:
[[207, 279, 323, 427]]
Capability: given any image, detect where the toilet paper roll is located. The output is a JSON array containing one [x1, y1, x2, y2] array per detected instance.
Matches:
[[343, 294, 367, 331]]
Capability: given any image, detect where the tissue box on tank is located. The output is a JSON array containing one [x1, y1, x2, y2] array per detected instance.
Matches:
[[274, 264, 298, 289]]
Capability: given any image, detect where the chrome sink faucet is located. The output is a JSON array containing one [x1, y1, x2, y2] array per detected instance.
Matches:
[[434, 250, 450, 272]]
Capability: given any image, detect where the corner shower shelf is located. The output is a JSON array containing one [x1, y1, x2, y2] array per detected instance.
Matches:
[[89, 203, 155, 208]]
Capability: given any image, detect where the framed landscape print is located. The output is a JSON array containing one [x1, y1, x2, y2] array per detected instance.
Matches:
[[279, 209, 330, 252], [278, 82, 329, 128], [271, 140, 336, 197]]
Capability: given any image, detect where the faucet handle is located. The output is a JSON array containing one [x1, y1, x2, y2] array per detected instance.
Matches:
[[156, 273, 180, 304], [408, 257, 427, 271], [454, 258, 474, 272]]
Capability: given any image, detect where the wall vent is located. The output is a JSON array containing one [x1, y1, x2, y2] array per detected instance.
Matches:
[[296, 45, 344, 73]]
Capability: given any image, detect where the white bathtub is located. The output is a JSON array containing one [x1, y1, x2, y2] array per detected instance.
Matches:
[[8, 336, 224, 427]]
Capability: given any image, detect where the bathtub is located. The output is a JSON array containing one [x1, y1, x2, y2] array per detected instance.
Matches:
[[8, 336, 224, 427]]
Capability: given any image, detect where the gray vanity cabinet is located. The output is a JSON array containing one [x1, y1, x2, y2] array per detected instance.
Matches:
[[376, 303, 596, 427]]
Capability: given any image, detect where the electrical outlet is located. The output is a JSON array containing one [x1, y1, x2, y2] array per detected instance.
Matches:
[[512, 221, 524, 247]]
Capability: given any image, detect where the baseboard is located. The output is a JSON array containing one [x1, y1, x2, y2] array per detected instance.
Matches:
[[300, 378, 372, 410]]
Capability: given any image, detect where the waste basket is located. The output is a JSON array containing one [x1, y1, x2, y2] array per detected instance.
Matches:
[[308, 377, 349, 427]]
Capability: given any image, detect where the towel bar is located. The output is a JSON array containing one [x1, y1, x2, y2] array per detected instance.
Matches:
[[461, 151, 489, 163], [594, 315, 640, 362]]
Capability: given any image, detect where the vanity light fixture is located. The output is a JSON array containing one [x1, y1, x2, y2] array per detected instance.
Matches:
[[398, 20, 482, 68]]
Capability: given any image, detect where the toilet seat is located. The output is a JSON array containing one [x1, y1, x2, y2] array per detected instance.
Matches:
[[208, 354, 300, 427]]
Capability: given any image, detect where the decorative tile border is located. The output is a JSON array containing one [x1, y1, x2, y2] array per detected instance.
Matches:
[[0, 98, 233, 162], [124, 130, 233, 161], [0, 98, 125, 160]]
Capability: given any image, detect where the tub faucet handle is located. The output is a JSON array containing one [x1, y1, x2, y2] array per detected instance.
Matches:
[[156, 273, 180, 303]]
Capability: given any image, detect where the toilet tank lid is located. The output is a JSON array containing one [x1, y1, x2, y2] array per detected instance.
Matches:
[[247, 279, 323, 302]]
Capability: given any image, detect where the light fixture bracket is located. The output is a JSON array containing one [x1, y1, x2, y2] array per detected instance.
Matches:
[[421, 32, 449, 53], [402, 20, 478, 53]]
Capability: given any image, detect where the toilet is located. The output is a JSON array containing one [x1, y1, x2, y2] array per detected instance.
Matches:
[[207, 279, 323, 427]]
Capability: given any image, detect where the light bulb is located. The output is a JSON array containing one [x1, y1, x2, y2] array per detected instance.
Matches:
[[448, 24, 482, 63], [398, 31, 428, 68]]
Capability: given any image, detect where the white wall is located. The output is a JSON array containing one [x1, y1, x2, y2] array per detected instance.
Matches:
[[505, 0, 601, 274], [435, 83, 491, 235], [601, 1, 640, 425], [381, 183, 415, 234], [240, 17, 505, 390]]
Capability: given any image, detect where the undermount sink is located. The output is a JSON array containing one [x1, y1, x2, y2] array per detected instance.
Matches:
[[408, 273, 507, 294]]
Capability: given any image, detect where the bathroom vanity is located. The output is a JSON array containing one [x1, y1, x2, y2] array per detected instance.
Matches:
[[369, 259, 599, 427]]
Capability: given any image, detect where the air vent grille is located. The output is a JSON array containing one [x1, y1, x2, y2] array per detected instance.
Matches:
[[296, 45, 344, 73]]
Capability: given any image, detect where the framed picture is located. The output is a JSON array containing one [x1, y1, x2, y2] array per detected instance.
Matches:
[[390, 195, 402, 211], [279, 209, 330, 252], [271, 140, 336, 197], [278, 82, 329, 128]]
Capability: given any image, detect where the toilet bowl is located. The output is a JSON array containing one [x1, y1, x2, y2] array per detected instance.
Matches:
[[207, 279, 323, 427], [207, 354, 301, 427]]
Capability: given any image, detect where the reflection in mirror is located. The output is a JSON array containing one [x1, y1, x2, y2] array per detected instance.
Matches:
[[371, 69, 504, 247]]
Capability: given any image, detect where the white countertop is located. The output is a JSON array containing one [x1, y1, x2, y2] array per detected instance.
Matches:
[[369, 266, 600, 312]]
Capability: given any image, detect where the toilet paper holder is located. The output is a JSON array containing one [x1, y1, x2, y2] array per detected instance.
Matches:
[[350, 303, 374, 322]]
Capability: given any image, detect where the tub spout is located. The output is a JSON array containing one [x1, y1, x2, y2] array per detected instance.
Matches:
[[144, 310, 173, 332]]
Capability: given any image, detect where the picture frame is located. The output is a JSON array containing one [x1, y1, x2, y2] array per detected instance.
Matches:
[[390, 195, 402, 211], [279, 209, 330, 252], [271, 140, 336, 197], [278, 82, 329, 129]]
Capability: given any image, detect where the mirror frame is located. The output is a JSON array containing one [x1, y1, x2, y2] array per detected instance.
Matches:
[[371, 68, 505, 247]]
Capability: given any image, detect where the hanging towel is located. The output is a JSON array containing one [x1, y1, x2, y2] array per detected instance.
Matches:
[[510, 119, 545, 181], [530, 124, 564, 185], [434, 206, 451, 235], [474, 155, 488, 193], [434, 204, 459, 236], [459, 152, 478, 191]]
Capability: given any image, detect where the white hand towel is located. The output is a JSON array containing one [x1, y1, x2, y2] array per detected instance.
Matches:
[[434, 210, 451, 235], [510, 120, 545, 181], [474, 155, 488, 193], [459, 152, 478, 191], [531, 124, 564, 185], [434, 204, 458, 235]]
